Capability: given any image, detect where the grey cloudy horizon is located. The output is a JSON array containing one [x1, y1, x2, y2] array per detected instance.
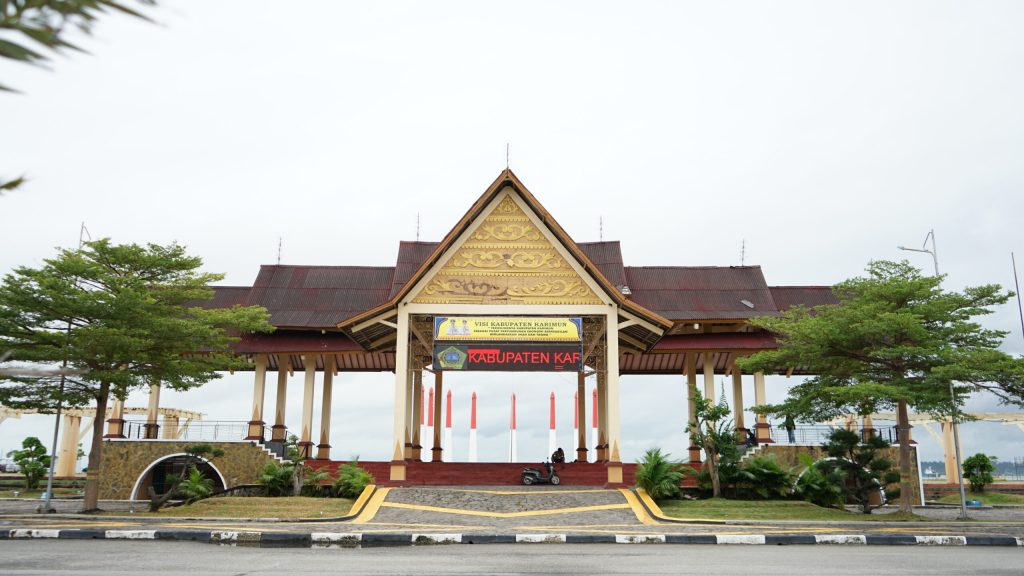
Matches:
[[2, 1, 1023, 468]]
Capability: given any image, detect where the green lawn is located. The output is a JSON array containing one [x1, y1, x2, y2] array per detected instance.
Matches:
[[655, 498, 930, 522], [97, 496, 356, 519], [936, 492, 1024, 505], [0, 487, 81, 499]]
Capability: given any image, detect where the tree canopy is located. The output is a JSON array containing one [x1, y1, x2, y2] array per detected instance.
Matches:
[[2, 0, 156, 190], [0, 239, 272, 509], [738, 260, 1024, 511]]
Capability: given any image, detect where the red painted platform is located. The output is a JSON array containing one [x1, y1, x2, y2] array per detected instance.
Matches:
[[305, 460, 638, 487]]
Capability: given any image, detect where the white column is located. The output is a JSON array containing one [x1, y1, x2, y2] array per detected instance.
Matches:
[[754, 371, 772, 442], [444, 390, 453, 462], [391, 311, 410, 481], [732, 366, 745, 440], [685, 354, 700, 463], [272, 358, 288, 441], [299, 354, 317, 459], [548, 392, 557, 457], [247, 354, 268, 439], [606, 309, 623, 484], [316, 364, 334, 460], [144, 381, 160, 439], [703, 354, 716, 403]]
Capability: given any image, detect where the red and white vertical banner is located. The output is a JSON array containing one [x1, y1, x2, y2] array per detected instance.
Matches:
[[571, 390, 579, 456], [548, 391, 557, 457], [508, 393, 517, 463], [421, 384, 428, 449], [469, 391, 478, 463], [444, 389, 453, 462], [591, 386, 598, 463], [426, 386, 434, 447]]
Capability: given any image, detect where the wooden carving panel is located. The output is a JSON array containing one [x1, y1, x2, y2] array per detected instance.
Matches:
[[412, 195, 602, 305]]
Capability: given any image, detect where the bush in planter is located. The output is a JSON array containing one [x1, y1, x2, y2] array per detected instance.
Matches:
[[962, 453, 996, 493], [333, 458, 374, 498], [635, 448, 694, 499]]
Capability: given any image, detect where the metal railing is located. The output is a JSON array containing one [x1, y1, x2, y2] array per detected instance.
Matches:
[[122, 420, 271, 442], [767, 425, 900, 445]]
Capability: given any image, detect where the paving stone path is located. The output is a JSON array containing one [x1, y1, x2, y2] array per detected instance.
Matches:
[[364, 486, 644, 529]]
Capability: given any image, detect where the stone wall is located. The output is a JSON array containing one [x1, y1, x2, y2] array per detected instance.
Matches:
[[758, 444, 922, 506], [97, 440, 281, 500]]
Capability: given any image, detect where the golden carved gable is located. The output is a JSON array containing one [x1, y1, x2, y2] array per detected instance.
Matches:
[[411, 194, 603, 305]]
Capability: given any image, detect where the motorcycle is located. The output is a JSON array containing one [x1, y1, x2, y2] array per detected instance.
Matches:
[[521, 461, 560, 485]]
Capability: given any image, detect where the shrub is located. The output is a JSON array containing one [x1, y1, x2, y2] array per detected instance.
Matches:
[[177, 466, 214, 504], [303, 466, 333, 497], [333, 458, 374, 498], [794, 454, 845, 509], [962, 453, 996, 492], [807, 429, 900, 514], [733, 455, 794, 499], [259, 460, 294, 497], [8, 437, 50, 490], [635, 448, 693, 499]]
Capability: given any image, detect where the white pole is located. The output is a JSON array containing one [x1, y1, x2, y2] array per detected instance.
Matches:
[[469, 391, 478, 463], [548, 392, 557, 456], [444, 390, 453, 462]]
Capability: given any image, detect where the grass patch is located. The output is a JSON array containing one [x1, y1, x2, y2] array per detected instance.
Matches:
[[936, 492, 1024, 505], [0, 487, 81, 498], [96, 496, 356, 519], [655, 498, 930, 522]]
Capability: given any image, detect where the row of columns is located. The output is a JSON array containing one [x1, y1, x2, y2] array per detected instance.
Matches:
[[389, 309, 624, 483], [685, 353, 770, 464], [246, 353, 335, 460]]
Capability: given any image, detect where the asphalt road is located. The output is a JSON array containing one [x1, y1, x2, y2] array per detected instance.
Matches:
[[1, 541, 1022, 576]]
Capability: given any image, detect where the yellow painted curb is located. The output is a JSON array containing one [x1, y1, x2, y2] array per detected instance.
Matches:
[[352, 487, 390, 524], [619, 488, 660, 526], [346, 484, 376, 517], [421, 488, 611, 495], [634, 488, 725, 525]]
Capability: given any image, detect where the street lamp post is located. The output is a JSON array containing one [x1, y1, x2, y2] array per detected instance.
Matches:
[[898, 229, 969, 520]]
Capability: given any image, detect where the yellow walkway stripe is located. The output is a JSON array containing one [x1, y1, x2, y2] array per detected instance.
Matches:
[[352, 487, 390, 524], [380, 501, 630, 518], [346, 484, 376, 516], [414, 488, 612, 495], [620, 489, 660, 526]]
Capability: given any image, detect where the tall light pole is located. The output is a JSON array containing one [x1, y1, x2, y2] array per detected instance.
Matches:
[[898, 229, 968, 520]]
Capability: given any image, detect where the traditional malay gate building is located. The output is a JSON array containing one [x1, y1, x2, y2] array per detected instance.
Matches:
[[101, 170, 919, 494]]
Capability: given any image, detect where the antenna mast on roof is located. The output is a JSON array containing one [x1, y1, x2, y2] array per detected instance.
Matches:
[[277, 237, 282, 265], [506, 143, 510, 170], [741, 239, 746, 266], [416, 213, 421, 242], [599, 216, 604, 242]]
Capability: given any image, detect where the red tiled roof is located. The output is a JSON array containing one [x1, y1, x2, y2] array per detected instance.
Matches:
[[391, 241, 439, 297], [245, 265, 394, 328], [193, 286, 251, 308], [769, 286, 838, 310], [578, 241, 627, 288], [624, 266, 779, 321], [652, 332, 779, 351]]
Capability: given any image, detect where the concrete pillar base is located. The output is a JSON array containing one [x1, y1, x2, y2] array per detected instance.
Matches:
[[315, 443, 331, 460], [688, 446, 702, 464], [755, 422, 774, 443], [271, 424, 287, 442], [143, 423, 160, 440], [390, 461, 406, 482], [103, 419, 126, 439], [411, 444, 422, 461], [297, 441, 314, 459], [606, 462, 624, 485], [575, 447, 588, 462], [245, 420, 266, 441], [404, 442, 413, 460], [431, 447, 443, 463]]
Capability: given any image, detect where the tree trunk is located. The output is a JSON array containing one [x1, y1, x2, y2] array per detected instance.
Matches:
[[709, 451, 721, 498], [81, 381, 110, 512], [896, 399, 913, 513]]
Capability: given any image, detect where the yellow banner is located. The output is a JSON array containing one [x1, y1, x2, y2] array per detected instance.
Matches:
[[433, 316, 582, 342]]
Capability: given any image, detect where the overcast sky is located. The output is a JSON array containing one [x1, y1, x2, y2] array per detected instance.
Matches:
[[2, 1, 1023, 471]]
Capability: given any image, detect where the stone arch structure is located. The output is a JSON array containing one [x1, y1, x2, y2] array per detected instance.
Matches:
[[130, 452, 227, 501]]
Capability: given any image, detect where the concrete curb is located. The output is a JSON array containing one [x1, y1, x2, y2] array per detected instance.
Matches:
[[5, 529, 1023, 548]]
